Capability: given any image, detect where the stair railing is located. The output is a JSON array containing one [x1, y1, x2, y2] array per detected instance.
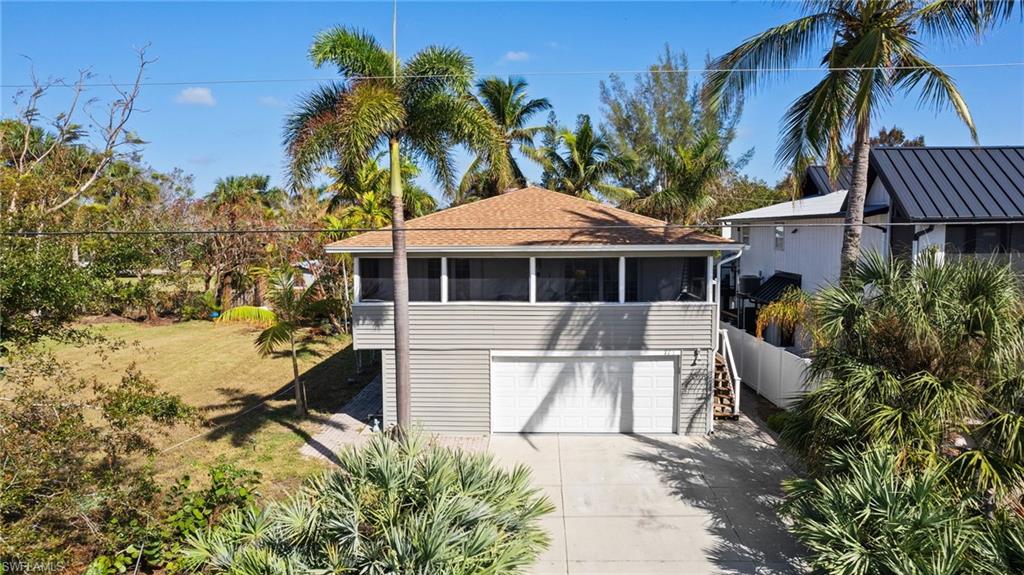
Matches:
[[719, 329, 741, 414]]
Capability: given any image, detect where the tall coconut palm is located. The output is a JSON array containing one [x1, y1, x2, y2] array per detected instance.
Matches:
[[703, 0, 985, 278], [285, 27, 506, 427], [218, 268, 337, 416], [535, 114, 635, 203], [458, 77, 551, 203], [624, 131, 730, 223]]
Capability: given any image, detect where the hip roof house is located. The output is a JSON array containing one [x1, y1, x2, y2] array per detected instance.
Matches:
[[327, 186, 743, 435]]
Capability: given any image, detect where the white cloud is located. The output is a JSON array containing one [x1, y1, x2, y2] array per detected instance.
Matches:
[[501, 50, 530, 62], [258, 96, 285, 108], [175, 87, 216, 107]]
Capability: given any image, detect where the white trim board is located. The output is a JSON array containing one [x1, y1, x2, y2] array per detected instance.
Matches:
[[490, 350, 683, 358], [327, 243, 741, 254]]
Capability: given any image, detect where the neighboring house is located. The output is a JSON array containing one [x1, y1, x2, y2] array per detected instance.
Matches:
[[720, 146, 1024, 336], [326, 186, 742, 435]]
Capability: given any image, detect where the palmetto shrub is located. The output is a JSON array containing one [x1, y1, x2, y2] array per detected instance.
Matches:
[[783, 446, 1024, 575], [182, 431, 554, 574], [782, 252, 1024, 503]]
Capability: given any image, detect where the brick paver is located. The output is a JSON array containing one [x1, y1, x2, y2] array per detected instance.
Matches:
[[299, 376, 489, 463]]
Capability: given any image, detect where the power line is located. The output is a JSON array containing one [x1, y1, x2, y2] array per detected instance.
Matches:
[[4, 61, 1023, 89], [6, 220, 1024, 238]]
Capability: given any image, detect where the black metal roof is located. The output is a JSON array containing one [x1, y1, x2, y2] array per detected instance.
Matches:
[[749, 272, 802, 305], [870, 146, 1024, 222], [805, 165, 852, 197]]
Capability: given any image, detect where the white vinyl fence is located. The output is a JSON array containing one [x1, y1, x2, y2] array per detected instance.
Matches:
[[723, 324, 813, 409]]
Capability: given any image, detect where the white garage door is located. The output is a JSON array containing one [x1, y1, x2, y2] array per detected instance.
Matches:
[[491, 354, 677, 433]]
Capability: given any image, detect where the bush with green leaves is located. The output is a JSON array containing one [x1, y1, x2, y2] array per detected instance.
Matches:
[[88, 464, 261, 575], [782, 252, 1024, 502], [783, 446, 1024, 575], [183, 431, 555, 574], [0, 352, 194, 566]]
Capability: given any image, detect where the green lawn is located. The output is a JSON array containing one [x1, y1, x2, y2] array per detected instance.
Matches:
[[48, 319, 375, 495]]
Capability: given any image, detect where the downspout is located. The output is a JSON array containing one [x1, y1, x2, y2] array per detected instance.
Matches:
[[709, 247, 745, 434]]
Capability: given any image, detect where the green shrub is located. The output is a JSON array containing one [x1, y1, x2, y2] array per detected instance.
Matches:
[[783, 446, 1024, 575], [88, 464, 261, 574], [765, 410, 792, 434], [183, 431, 555, 574], [0, 353, 193, 567]]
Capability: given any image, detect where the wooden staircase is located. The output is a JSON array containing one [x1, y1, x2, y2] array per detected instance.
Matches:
[[714, 353, 739, 419]]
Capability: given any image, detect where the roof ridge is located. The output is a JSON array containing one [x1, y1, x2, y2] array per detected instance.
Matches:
[[406, 185, 679, 229], [361, 187, 540, 232]]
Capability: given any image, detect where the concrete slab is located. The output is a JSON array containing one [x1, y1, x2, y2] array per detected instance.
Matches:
[[561, 483, 712, 517], [487, 416, 807, 575]]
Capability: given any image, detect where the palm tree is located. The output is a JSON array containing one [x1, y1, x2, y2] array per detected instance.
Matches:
[[323, 156, 436, 219], [535, 114, 635, 203], [458, 77, 551, 203], [210, 174, 286, 215], [218, 268, 335, 416], [285, 27, 506, 428], [703, 0, 986, 278], [624, 131, 730, 223]]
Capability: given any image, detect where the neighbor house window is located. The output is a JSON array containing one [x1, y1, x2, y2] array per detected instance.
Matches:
[[448, 258, 529, 301], [945, 224, 1022, 255], [536, 258, 619, 302], [625, 257, 706, 302], [737, 226, 751, 245], [774, 225, 785, 250], [358, 258, 441, 302]]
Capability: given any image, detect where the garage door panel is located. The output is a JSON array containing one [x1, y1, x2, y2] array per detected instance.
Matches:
[[491, 355, 677, 433]]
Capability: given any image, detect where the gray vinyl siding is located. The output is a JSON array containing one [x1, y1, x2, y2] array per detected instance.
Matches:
[[679, 349, 713, 435], [354, 303, 715, 351], [382, 349, 491, 434], [365, 303, 715, 434]]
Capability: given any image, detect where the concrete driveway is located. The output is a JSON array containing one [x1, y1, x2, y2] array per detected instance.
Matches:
[[489, 416, 806, 575]]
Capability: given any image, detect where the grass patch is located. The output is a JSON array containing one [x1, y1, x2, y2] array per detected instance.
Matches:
[[41, 319, 376, 496]]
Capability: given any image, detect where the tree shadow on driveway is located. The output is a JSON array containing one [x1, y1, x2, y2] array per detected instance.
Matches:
[[628, 419, 807, 574]]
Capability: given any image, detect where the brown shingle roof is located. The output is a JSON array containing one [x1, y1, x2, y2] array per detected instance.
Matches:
[[326, 186, 732, 251]]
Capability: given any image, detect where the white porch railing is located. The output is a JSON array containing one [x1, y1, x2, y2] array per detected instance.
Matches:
[[718, 328, 741, 414], [723, 323, 813, 409]]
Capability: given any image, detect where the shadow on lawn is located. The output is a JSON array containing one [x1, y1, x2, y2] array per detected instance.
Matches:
[[628, 419, 807, 574], [199, 340, 378, 449]]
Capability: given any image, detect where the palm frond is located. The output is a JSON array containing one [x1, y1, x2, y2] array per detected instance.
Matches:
[[893, 52, 978, 143], [218, 305, 278, 328], [284, 82, 349, 187], [255, 321, 294, 357], [309, 27, 393, 79], [703, 11, 833, 110]]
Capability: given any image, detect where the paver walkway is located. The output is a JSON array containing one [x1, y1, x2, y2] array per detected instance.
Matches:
[[299, 377, 488, 463], [299, 376, 382, 462]]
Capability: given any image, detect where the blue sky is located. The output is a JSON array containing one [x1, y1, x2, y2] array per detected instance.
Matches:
[[3, 1, 1022, 204]]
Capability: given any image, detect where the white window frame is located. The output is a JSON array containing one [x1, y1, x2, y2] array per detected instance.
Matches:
[[774, 224, 785, 251]]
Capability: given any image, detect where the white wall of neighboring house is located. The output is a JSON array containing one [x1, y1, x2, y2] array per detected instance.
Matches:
[[735, 215, 889, 292], [913, 224, 947, 261]]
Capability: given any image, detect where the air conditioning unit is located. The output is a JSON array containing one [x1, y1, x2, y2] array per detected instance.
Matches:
[[737, 275, 761, 296]]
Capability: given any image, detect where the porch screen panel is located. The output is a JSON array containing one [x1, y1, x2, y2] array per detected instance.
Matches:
[[535, 258, 619, 302], [358, 258, 441, 302], [625, 257, 707, 302], [447, 258, 529, 301]]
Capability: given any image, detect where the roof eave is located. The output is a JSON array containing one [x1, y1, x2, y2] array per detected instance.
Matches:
[[325, 243, 741, 254]]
